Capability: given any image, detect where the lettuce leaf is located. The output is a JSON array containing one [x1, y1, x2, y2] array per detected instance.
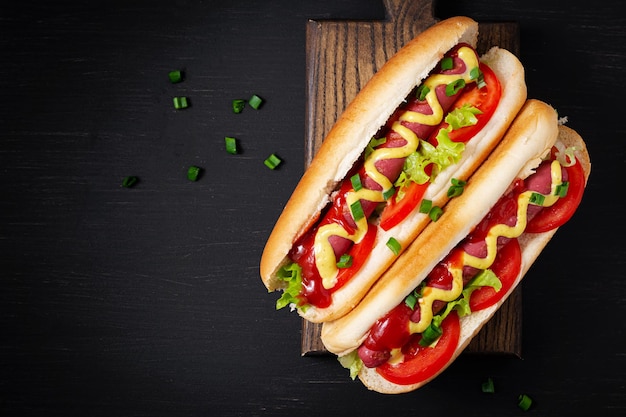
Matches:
[[445, 104, 482, 130], [446, 269, 501, 319], [393, 105, 481, 197], [395, 130, 465, 190], [338, 350, 363, 380], [466, 268, 502, 294], [425, 269, 502, 346], [364, 136, 387, 161], [275, 262, 308, 312]]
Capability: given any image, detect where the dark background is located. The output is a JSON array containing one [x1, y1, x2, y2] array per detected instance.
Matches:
[[1, 0, 624, 415]]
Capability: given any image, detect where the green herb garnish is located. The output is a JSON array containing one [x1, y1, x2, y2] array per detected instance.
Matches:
[[336, 254, 353, 269], [173, 96, 189, 109], [350, 200, 365, 221], [187, 166, 201, 181], [248, 94, 263, 110], [518, 394, 533, 411], [225, 137, 238, 155], [264, 154, 282, 170], [168, 70, 183, 83], [447, 178, 467, 198], [350, 174, 363, 191], [386, 237, 401, 255], [481, 377, 495, 393], [232, 99, 245, 114], [121, 176, 138, 188], [445, 78, 466, 96], [530, 192, 545, 206]]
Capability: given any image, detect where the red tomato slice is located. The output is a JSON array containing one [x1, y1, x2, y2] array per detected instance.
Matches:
[[376, 312, 460, 386], [379, 180, 429, 231], [525, 156, 586, 233], [469, 238, 522, 311], [428, 63, 502, 145], [333, 225, 377, 291]]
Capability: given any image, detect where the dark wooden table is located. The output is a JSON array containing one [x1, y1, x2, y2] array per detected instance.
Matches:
[[1, 1, 624, 416]]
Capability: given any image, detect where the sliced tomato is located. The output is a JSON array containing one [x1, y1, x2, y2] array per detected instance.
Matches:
[[428, 62, 502, 145], [333, 225, 377, 291], [379, 180, 429, 231], [525, 156, 586, 233], [469, 238, 522, 311], [376, 312, 460, 386]]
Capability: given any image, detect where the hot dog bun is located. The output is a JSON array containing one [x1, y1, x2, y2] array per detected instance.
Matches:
[[323, 102, 591, 394], [261, 16, 527, 323], [261, 16, 478, 289], [321, 99, 560, 355]]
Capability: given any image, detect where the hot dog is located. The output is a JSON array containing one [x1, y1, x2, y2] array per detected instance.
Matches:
[[320, 100, 591, 393], [260, 17, 527, 323]]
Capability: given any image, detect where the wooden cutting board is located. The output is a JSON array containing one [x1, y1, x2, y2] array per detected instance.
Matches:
[[301, 0, 522, 356]]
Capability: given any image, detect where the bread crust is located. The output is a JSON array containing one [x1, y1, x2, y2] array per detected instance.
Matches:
[[330, 112, 591, 394], [260, 17, 479, 290]]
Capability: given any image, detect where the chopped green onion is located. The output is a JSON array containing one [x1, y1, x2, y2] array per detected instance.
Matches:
[[476, 72, 487, 89], [187, 165, 201, 181], [419, 199, 432, 214], [447, 178, 467, 198], [225, 137, 238, 155], [441, 57, 454, 70], [386, 237, 402, 255], [173, 96, 189, 109], [451, 178, 466, 187], [350, 174, 363, 191], [264, 153, 282, 170], [336, 254, 353, 269], [420, 198, 444, 221], [429, 206, 443, 222], [481, 377, 495, 393], [365, 136, 387, 160], [470, 66, 486, 88], [469, 66, 481, 81], [383, 187, 396, 201], [555, 181, 569, 198], [530, 192, 545, 206], [419, 322, 443, 346], [232, 99, 245, 114], [445, 79, 466, 96], [405, 290, 418, 309], [168, 70, 183, 83], [518, 394, 533, 411], [416, 85, 430, 101], [469, 66, 486, 88], [350, 200, 365, 222], [121, 176, 138, 188], [248, 94, 263, 110]]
